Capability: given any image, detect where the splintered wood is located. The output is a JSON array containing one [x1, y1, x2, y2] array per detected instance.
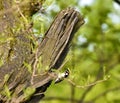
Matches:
[[0, 7, 84, 103]]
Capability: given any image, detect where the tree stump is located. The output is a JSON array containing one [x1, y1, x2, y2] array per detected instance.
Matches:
[[0, 1, 84, 102]]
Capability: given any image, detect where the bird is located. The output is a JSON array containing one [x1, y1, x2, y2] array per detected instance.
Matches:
[[54, 69, 69, 84]]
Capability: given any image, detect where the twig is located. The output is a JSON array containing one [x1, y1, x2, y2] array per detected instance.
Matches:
[[17, 6, 28, 24], [31, 48, 39, 84], [66, 77, 109, 89]]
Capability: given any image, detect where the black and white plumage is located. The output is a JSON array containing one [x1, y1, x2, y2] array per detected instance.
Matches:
[[55, 69, 69, 84]]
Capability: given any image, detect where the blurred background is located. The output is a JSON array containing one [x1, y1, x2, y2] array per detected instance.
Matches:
[[33, 0, 120, 103]]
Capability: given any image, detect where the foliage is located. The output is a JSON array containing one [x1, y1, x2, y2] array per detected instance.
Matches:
[[31, 0, 120, 103], [23, 87, 36, 100]]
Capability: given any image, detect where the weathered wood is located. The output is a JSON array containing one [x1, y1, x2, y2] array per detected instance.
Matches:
[[29, 8, 85, 103], [0, 1, 84, 102]]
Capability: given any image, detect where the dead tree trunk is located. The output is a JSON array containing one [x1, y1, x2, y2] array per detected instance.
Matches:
[[0, 0, 84, 103]]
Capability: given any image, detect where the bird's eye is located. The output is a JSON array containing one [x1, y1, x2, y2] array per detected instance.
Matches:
[[64, 72, 69, 78]]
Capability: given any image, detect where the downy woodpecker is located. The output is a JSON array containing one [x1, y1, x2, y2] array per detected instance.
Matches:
[[55, 69, 69, 84]]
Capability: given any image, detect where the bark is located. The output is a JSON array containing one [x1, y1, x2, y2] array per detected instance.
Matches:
[[0, 0, 84, 103]]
